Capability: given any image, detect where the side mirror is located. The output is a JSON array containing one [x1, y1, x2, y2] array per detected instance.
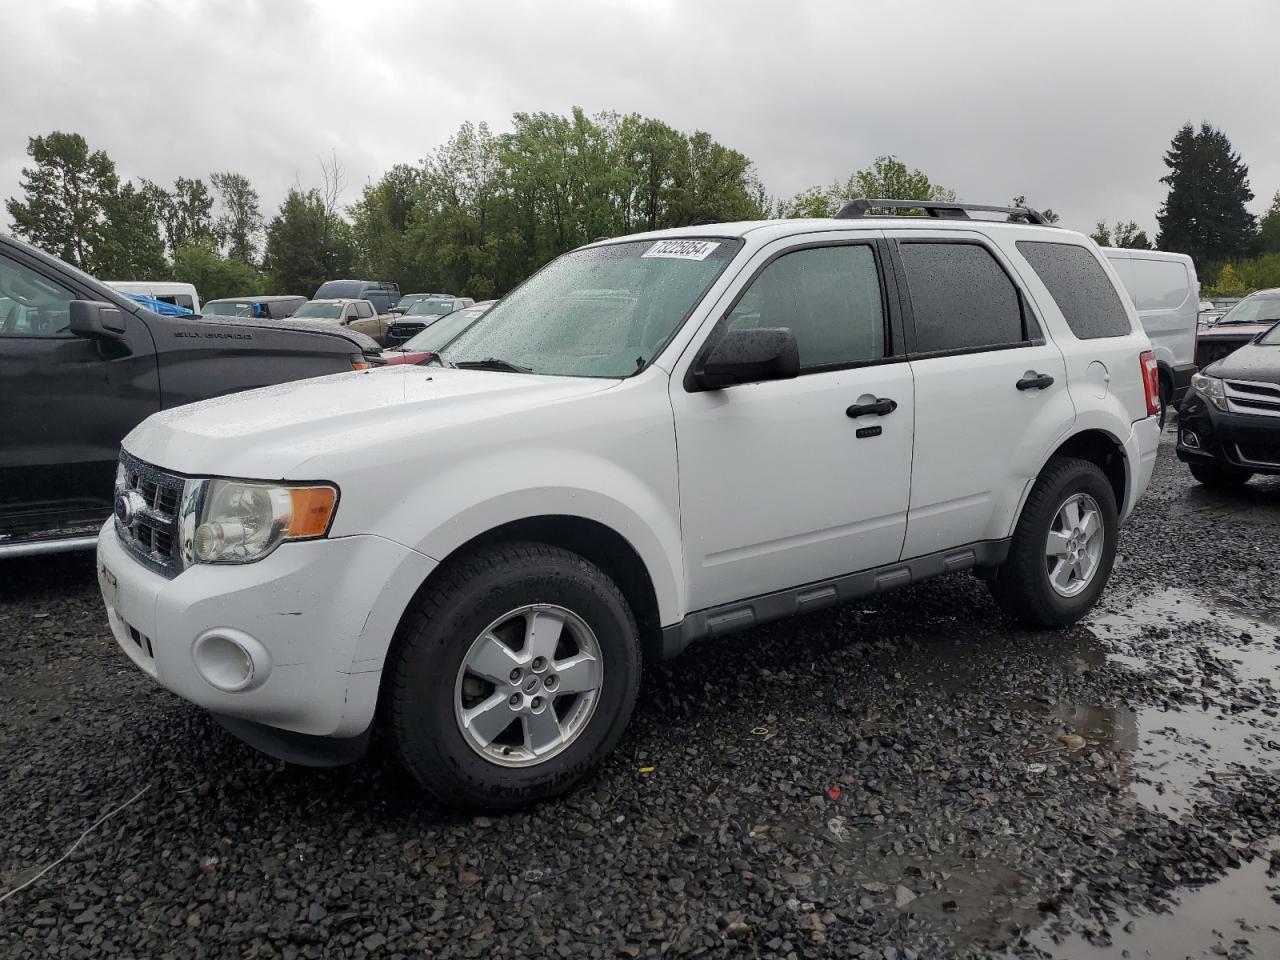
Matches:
[[69, 300, 126, 342], [693, 327, 800, 390]]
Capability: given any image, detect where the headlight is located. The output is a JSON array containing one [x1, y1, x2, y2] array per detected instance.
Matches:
[[1191, 372, 1228, 411], [183, 479, 338, 566]]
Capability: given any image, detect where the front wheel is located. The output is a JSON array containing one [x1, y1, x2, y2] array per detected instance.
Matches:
[[1188, 461, 1252, 488], [387, 542, 641, 810], [988, 456, 1119, 627]]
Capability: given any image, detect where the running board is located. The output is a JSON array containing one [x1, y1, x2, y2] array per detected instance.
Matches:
[[0, 534, 100, 559], [660, 539, 1011, 659]]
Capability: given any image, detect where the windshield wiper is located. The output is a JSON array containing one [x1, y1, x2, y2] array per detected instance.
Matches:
[[453, 357, 534, 373]]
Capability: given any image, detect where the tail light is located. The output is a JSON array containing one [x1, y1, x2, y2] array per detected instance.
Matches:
[[1139, 350, 1160, 415]]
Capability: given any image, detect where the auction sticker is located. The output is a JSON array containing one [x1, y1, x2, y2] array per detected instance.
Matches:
[[642, 239, 720, 261]]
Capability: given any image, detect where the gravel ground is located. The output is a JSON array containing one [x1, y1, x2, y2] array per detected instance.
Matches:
[[2, 433, 1279, 959]]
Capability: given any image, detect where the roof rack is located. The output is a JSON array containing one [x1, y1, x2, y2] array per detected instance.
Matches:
[[834, 198, 1054, 226]]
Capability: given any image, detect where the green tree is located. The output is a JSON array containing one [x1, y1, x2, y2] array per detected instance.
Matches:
[[1208, 262, 1246, 297], [1112, 221, 1152, 249], [779, 156, 955, 218], [1156, 122, 1256, 270], [5, 131, 118, 269], [164, 176, 217, 252], [1009, 195, 1059, 223], [210, 171, 264, 263], [97, 181, 169, 278], [1257, 191, 1280, 255], [172, 241, 263, 300], [263, 187, 352, 296], [350, 163, 426, 290], [1089, 221, 1111, 245]]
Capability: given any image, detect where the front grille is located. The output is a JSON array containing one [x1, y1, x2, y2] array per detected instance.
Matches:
[[1225, 379, 1280, 418], [1196, 337, 1248, 368], [387, 321, 426, 344], [115, 450, 185, 578]]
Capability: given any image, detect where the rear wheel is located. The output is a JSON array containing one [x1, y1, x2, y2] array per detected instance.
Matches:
[[388, 542, 641, 810], [989, 456, 1119, 627], [1188, 461, 1252, 488]]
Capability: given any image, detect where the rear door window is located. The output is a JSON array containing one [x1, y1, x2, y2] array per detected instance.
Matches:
[[898, 242, 1026, 353], [1017, 241, 1132, 339]]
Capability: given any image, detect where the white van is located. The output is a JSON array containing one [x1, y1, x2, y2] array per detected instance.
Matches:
[[1102, 248, 1197, 421], [106, 281, 201, 314]]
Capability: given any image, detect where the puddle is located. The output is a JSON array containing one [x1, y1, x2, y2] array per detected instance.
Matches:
[[1032, 841, 1280, 959]]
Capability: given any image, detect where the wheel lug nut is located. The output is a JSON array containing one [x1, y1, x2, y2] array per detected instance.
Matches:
[[509, 693, 521, 708], [509, 668, 522, 683], [532, 656, 547, 672], [545, 674, 557, 689], [531, 696, 543, 710]]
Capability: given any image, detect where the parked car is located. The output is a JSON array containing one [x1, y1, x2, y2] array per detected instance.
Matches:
[[0, 234, 383, 558], [393, 292, 455, 314], [292, 298, 393, 345], [106, 280, 201, 314], [123, 294, 194, 316], [95, 199, 1160, 808], [313, 280, 401, 314], [202, 295, 307, 320], [379, 301, 495, 365], [385, 296, 475, 345], [1102, 248, 1199, 422], [1178, 312, 1280, 487], [1193, 289, 1280, 369]]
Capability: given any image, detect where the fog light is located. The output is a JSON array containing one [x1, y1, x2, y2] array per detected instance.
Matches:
[[1181, 429, 1200, 449], [192, 629, 271, 692]]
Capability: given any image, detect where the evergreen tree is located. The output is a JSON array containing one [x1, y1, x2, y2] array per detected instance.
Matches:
[[1257, 191, 1280, 255], [263, 187, 352, 296], [1156, 122, 1256, 269], [165, 176, 217, 252], [97, 181, 169, 278]]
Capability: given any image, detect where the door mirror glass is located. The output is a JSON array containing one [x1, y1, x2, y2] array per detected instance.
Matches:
[[69, 300, 127, 341], [695, 328, 800, 390]]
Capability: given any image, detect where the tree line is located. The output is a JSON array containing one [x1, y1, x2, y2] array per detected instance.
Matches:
[[5, 111, 1279, 302]]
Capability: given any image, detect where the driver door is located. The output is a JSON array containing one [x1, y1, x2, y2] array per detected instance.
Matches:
[[0, 249, 159, 540], [669, 235, 916, 611]]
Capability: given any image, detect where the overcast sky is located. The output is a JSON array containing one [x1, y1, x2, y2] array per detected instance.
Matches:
[[3, 0, 1278, 241]]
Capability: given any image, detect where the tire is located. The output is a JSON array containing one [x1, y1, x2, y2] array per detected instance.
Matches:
[[1188, 461, 1252, 488], [388, 542, 641, 810], [988, 456, 1119, 628], [1158, 379, 1170, 430]]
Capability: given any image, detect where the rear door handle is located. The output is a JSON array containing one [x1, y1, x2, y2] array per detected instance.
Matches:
[[1016, 373, 1055, 391], [846, 398, 898, 417]]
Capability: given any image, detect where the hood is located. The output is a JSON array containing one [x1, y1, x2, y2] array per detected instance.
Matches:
[[1199, 322, 1272, 340], [1206, 341, 1280, 384], [182, 313, 381, 353], [123, 364, 617, 478]]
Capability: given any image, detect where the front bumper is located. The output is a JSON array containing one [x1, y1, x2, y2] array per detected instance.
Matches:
[[96, 521, 435, 743], [1176, 391, 1280, 474]]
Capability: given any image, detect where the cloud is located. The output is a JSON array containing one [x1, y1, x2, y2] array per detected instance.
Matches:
[[2, 0, 1277, 243]]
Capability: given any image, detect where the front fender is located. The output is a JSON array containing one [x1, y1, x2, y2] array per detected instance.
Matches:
[[376, 448, 685, 627]]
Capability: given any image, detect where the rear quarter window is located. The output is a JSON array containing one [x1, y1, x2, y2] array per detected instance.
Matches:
[[1017, 241, 1132, 339]]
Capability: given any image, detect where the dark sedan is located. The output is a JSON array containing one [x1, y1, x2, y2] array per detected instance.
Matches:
[[1194, 289, 1280, 369], [1178, 320, 1280, 486]]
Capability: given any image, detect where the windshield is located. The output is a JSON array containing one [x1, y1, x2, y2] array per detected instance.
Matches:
[[202, 301, 254, 317], [1217, 295, 1280, 326], [294, 302, 344, 319], [401, 308, 487, 351], [407, 299, 456, 317], [440, 237, 739, 377]]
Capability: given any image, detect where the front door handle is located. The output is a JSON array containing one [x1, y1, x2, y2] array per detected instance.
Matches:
[[846, 398, 898, 418], [1016, 373, 1055, 391]]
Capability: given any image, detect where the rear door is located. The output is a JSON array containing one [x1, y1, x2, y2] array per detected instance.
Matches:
[[0, 249, 159, 541], [886, 231, 1073, 558]]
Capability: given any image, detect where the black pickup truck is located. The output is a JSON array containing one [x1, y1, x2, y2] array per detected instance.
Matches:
[[0, 234, 382, 558]]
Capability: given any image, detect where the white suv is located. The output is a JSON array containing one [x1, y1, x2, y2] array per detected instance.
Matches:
[[96, 200, 1162, 808]]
